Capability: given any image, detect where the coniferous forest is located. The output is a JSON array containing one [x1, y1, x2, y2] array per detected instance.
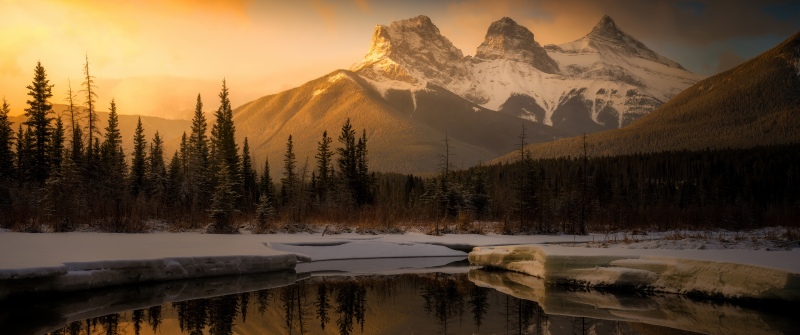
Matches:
[[0, 61, 798, 234]]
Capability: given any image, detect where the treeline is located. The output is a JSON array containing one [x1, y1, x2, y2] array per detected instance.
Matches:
[[1, 61, 797, 234], [453, 143, 800, 233]]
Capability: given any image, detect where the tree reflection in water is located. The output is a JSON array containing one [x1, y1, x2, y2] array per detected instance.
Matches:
[[45, 274, 553, 335], [419, 273, 465, 335]]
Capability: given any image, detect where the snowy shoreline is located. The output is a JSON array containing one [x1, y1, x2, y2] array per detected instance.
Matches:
[[0, 233, 304, 296], [1, 230, 798, 301], [469, 244, 800, 301]]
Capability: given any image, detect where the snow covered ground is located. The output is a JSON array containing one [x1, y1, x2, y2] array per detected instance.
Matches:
[[2, 229, 798, 301], [0, 231, 553, 295], [469, 241, 800, 300]]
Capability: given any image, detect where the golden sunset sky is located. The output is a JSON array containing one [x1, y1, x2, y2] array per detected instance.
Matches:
[[1, 0, 797, 119]]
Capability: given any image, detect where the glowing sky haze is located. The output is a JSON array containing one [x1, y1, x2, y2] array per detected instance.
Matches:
[[1, 0, 797, 119]]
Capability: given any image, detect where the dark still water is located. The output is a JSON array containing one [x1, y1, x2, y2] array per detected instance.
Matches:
[[3, 267, 798, 335]]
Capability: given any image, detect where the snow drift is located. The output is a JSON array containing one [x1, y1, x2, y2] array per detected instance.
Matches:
[[468, 245, 800, 301]]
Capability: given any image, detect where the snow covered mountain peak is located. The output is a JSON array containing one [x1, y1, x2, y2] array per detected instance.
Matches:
[[350, 15, 701, 133], [475, 17, 560, 74], [589, 15, 621, 39], [557, 15, 686, 70], [352, 15, 485, 102]]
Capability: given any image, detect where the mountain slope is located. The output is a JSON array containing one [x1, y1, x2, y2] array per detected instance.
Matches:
[[233, 70, 566, 173], [494, 32, 800, 161]]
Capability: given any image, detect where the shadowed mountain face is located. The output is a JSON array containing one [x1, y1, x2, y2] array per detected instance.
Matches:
[[233, 15, 700, 173], [494, 32, 800, 161]]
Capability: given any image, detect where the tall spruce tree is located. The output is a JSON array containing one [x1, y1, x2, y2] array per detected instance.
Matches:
[[355, 129, 372, 204], [210, 79, 240, 196], [259, 158, 276, 207], [101, 100, 125, 169], [336, 119, 357, 204], [82, 55, 99, 165], [315, 130, 333, 201], [146, 131, 167, 200], [100, 99, 127, 217], [23, 61, 54, 183], [188, 93, 210, 205], [256, 158, 276, 228], [130, 117, 147, 195], [281, 135, 297, 205], [0, 99, 14, 179], [241, 137, 257, 210]]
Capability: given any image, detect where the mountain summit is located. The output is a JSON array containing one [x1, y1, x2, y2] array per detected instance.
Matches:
[[560, 15, 686, 69], [475, 17, 559, 74], [353, 16, 473, 87]]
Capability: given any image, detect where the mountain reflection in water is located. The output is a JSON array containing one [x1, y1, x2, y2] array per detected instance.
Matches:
[[5, 269, 798, 335]]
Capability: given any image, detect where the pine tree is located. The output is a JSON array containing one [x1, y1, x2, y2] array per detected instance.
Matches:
[[188, 93, 210, 205], [209, 162, 237, 233], [256, 157, 277, 229], [146, 131, 167, 201], [281, 135, 297, 205], [101, 99, 125, 171], [241, 137, 257, 210], [130, 117, 147, 195], [0, 99, 14, 179], [100, 99, 127, 228], [82, 55, 99, 165], [259, 157, 277, 207], [50, 116, 64, 170], [210, 79, 240, 197], [23, 61, 55, 183], [315, 130, 333, 201], [336, 119, 357, 204], [355, 129, 372, 204]]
